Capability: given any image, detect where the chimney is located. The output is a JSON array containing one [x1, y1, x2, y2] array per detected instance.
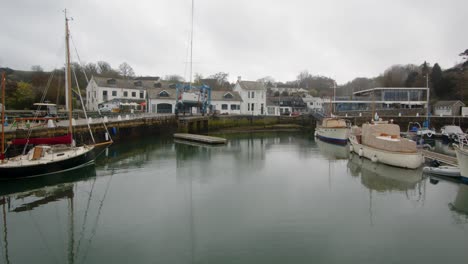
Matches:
[[237, 76, 242, 82]]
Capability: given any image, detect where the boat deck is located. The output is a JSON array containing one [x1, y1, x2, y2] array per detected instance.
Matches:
[[420, 149, 458, 166], [173, 133, 227, 144]]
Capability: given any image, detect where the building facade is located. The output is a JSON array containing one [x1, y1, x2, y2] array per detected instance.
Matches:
[[86, 77, 158, 111], [433, 100, 465, 116], [233, 77, 267, 115]]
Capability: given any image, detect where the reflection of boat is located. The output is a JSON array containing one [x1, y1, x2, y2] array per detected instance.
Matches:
[[349, 121, 423, 169], [316, 139, 349, 160], [315, 118, 350, 145], [422, 165, 460, 178], [0, 13, 111, 179], [449, 183, 468, 216], [348, 153, 423, 192], [453, 144, 468, 182]]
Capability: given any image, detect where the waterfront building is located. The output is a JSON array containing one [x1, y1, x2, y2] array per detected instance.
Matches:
[[302, 95, 325, 112], [335, 87, 429, 112], [266, 95, 307, 116], [210, 91, 242, 115], [433, 100, 465, 116], [147, 89, 242, 115], [233, 77, 267, 115], [86, 76, 163, 111]]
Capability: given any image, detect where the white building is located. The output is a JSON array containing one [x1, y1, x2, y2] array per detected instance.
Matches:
[[147, 89, 242, 115], [210, 91, 242, 115], [86, 77, 155, 111], [270, 87, 308, 95], [147, 88, 176, 113], [302, 95, 325, 112], [233, 77, 267, 115]]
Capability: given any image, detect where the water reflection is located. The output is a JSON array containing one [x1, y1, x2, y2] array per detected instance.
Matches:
[[316, 140, 349, 160], [348, 153, 423, 192], [449, 183, 468, 222]]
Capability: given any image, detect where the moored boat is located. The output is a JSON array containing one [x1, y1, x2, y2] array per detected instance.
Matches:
[[422, 165, 461, 178], [0, 11, 111, 179], [453, 144, 468, 183], [315, 118, 350, 145], [349, 121, 423, 169]]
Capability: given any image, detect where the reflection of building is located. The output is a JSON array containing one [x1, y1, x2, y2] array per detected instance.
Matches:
[[335, 87, 429, 112]]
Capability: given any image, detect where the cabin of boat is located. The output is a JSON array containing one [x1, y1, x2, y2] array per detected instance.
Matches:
[[352, 121, 417, 153]]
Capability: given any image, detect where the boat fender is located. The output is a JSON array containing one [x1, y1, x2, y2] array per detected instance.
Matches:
[[371, 155, 378, 163], [349, 145, 354, 152], [358, 148, 363, 157]]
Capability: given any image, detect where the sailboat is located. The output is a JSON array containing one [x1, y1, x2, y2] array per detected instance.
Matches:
[[314, 82, 350, 145], [0, 12, 111, 179]]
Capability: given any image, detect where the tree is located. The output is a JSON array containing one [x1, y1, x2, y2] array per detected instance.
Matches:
[[97, 61, 112, 74], [31, 65, 43, 72], [84, 63, 98, 77], [430, 63, 443, 97], [118, 62, 135, 79], [194, 73, 203, 84], [164, 74, 184, 82], [7, 81, 35, 109]]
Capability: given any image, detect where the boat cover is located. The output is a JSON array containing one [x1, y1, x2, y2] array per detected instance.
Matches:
[[362, 123, 417, 153]]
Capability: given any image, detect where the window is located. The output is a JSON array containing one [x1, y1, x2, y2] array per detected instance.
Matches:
[[224, 93, 233, 99], [103, 90, 107, 96], [222, 104, 228, 110], [132, 92, 136, 97], [112, 91, 117, 96], [159, 91, 169, 97], [251, 91, 255, 98], [140, 92, 144, 99], [248, 104, 250, 111], [123, 91, 128, 97], [251, 103, 255, 111], [248, 92, 250, 99], [231, 104, 238, 110]]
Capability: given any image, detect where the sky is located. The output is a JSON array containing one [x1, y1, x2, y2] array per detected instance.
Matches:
[[0, 0, 467, 84]]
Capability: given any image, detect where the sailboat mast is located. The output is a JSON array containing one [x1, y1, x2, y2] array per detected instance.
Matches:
[[65, 11, 73, 136], [189, 0, 194, 88], [1, 72, 5, 162]]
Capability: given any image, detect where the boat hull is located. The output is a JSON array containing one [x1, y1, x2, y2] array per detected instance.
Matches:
[[0, 147, 96, 179], [315, 127, 349, 145], [454, 145, 468, 182], [349, 136, 423, 169]]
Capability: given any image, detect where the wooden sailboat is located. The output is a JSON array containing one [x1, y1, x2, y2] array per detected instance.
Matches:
[[0, 12, 111, 179]]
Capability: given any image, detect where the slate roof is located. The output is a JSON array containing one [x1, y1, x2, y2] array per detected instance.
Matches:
[[147, 88, 177, 100], [433, 100, 465, 107], [93, 76, 173, 90], [210, 91, 243, 102], [238, 81, 266, 90]]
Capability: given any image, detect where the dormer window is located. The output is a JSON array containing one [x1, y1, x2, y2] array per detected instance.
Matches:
[[107, 79, 116, 85], [224, 93, 233, 99], [159, 90, 170, 97], [134, 81, 142, 87]]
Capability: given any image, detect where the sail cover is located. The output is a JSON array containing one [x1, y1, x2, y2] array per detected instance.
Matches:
[[11, 134, 72, 145]]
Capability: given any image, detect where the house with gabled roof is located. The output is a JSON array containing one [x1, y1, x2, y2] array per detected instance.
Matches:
[[85, 76, 173, 111], [147, 88, 177, 113], [433, 100, 465, 116], [233, 77, 267, 115], [210, 91, 242, 114]]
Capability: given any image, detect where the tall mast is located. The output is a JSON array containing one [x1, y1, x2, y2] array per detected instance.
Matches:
[[65, 10, 73, 136], [1, 72, 5, 162], [189, 0, 194, 89], [426, 74, 430, 128], [333, 81, 336, 114]]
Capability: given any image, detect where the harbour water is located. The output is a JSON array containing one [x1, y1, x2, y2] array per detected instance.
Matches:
[[1, 132, 467, 263]]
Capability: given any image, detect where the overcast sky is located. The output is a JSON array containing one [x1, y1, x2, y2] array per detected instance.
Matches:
[[1, 0, 466, 84]]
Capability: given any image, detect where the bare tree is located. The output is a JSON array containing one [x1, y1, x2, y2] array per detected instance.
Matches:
[[97, 61, 112, 74], [118, 62, 135, 79], [164, 74, 185, 82], [31, 65, 43, 72]]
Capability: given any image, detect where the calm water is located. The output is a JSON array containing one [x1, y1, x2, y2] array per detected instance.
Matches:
[[1, 133, 467, 264]]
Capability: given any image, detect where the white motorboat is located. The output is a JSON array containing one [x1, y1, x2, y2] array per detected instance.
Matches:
[[349, 121, 423, 169], [422, 166, 461, 178]]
